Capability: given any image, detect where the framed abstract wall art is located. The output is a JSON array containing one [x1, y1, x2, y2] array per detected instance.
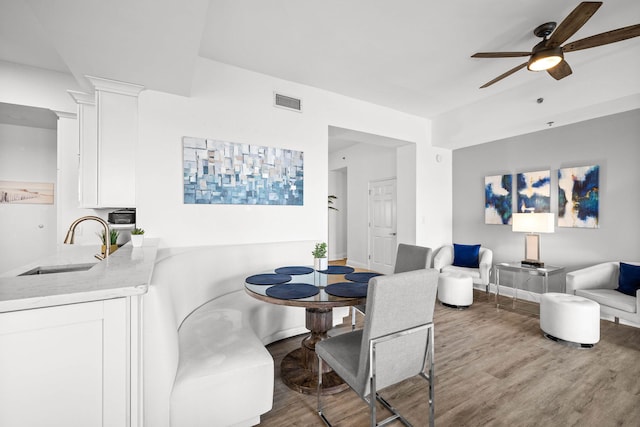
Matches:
[[485, 174, 512, 225], [558, 165, 599, 228], [183, 137, 304, 205], [0, 181, 54, 204], [516, 170, 551, 213]]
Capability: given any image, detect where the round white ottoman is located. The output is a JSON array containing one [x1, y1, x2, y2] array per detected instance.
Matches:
[[438, 272, 473, 308], [540, 293, 600, 347]]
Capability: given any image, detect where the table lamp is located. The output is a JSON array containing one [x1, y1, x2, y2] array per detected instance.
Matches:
[[512, 212, 555, 268]]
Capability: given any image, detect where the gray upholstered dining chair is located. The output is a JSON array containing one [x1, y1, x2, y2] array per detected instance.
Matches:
[[317, 269, 439, 427], [351, 243, 432, 329]]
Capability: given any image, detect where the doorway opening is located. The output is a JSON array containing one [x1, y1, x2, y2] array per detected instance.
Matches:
[[328, 126, 415, 270], [0, 102, 58, 273]]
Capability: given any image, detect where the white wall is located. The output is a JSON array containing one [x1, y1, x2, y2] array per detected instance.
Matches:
[[452, 109, 640, 272], [137, 58, 451, 251], [396, 144, 416, 245], [0, 123, 57, 272], [328, 169, 347, 260], [415, 129, 452, 251], [0, 58, 452, 261]]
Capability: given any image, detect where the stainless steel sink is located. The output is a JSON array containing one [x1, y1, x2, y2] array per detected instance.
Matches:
[[18, 263, 97, 276]]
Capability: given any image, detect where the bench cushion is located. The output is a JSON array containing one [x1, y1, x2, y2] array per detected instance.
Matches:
[[576, 288, 637, 313], [441, 265, 481, 281], [171, 290, 306, 427]]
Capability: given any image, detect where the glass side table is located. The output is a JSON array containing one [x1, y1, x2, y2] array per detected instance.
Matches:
[[494, 262, 565, 312]]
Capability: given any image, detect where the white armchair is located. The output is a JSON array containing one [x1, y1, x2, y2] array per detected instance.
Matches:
[[433, 245, 493, 292], [566, 262, 640, 325]]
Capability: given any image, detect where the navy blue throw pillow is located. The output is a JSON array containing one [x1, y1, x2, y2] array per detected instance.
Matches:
[[453, 244, 481, 268], [617, 262, 640, 296]]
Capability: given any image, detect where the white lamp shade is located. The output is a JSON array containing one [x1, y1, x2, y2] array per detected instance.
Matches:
[[512, 213, 555, 233]]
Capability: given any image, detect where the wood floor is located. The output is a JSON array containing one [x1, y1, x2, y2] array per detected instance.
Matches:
[[260, 290, 640, 426]]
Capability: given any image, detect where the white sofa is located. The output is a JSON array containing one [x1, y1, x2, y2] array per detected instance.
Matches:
[[566, 261, 640, 326], [143, 241, 348, 427], [433, 245, 493, 291]]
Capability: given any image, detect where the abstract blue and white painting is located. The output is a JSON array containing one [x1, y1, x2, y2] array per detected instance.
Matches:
[[183, 137, 303, 205], [516, 170, 551, 213], [485, 174, 512, 225], [558, 165, 599, 228]]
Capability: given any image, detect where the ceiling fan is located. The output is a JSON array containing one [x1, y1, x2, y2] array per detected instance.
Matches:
[[471, 1, 640, 88]]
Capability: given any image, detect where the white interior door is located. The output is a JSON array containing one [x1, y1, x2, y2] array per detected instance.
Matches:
[[369, 178, 397, 273]]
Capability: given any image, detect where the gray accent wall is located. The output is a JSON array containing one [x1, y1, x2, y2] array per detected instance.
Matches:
[[453, 108, 640, 273]]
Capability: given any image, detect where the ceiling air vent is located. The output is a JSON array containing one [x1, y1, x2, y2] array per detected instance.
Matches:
[[274, 92, 302, 112]]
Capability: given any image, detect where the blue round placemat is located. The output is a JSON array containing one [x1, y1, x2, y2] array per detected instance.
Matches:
[[325, 282, 368, 298], [245, 273, 292, 285], [318, 265, 355, 275], [274, 266, 314, 275], [266, 283, 320, 300], [345, 272, 383, 283]]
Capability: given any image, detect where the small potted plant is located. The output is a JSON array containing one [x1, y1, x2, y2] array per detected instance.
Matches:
[[312, 242, 328, 271], [130, 227, 145, 248], [98, 229, 119, 255]]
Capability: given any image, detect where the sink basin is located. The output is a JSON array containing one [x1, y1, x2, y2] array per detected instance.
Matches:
[[18, 263, 97, 276]]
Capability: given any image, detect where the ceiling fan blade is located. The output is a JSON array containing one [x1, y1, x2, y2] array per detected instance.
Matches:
[[547, 60, 573, 80], [472, 52, 531, 58], [563, 23, 640, 52], [480, 62, 528, 88], [547, 2, 603, 48]]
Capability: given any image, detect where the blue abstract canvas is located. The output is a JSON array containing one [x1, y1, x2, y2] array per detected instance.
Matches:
[[485, 174, 512, 225], [558, 165, 599, 228], [183, 137, 303, 205], [516, 170, 551, 213]]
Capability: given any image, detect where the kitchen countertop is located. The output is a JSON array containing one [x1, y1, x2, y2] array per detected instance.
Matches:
[[0, 239, 158, 313]]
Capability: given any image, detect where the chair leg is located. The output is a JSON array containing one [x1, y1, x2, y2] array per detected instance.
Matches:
[[317, 357, 331, 426], [428, 326, 435, 427], [369, 377, 376, 426], [351, 306, 357, 330], [419, 325, 435, 427], [375, 393, 413, 426]]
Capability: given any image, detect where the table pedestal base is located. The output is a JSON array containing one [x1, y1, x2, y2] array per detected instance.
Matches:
[[279, 307, 349, 395], [281, 348, 349, 395]]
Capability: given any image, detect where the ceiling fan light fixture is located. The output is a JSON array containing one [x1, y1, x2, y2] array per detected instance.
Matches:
[[527, 47, 564, 71]]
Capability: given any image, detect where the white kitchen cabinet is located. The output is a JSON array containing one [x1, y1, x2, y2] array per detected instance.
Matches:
[[70, 77, 144, 208], [0, 296, 142, 427], [69, 90, 99, 207]]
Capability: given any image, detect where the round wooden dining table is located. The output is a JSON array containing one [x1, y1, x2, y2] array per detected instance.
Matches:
[[244, 266, 371, 395]]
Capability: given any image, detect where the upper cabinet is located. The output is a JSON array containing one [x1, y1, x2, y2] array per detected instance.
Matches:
[[68, 90, 98, 207], [70, 77, 144, 208]]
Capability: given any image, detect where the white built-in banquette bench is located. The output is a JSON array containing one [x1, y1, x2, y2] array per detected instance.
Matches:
[[143, 241, 348, 427]]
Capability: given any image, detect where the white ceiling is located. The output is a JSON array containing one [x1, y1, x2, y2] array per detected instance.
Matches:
[[1, 0, 638, 148]]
